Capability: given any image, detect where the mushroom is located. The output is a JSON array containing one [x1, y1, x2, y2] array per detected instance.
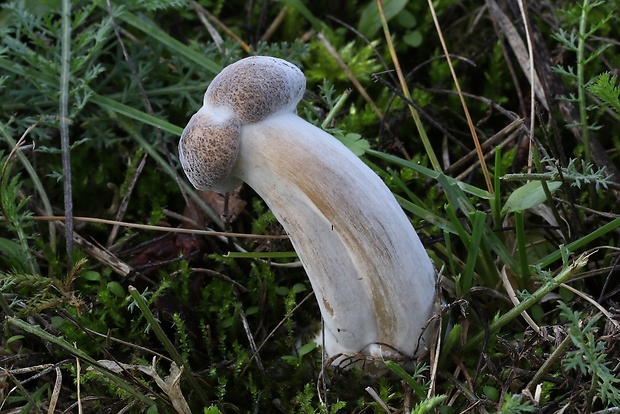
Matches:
[[179, 56, 436, 367]]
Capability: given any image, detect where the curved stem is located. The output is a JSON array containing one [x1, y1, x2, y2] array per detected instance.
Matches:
[[235, 114, 436, 359]]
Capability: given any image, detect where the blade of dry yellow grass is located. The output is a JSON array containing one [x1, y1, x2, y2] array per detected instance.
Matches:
[[425, 0, 494, 193], [376, 0, 442, 173]]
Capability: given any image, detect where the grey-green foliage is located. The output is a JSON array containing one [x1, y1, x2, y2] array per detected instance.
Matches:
[[502, 157, 615, 192], [551, 0, 613, 164], [551, 0, 612, 84], [1, 1, 194, 148], [1, 1, 110, 110], [554, 158, 612, 190], [559, 301, 620, 406]]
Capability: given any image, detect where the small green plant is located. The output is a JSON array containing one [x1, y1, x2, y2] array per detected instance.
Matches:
[[559, 301, 620, 409], [552, 0, 613, 163]]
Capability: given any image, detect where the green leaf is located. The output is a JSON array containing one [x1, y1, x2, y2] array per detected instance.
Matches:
[[275, 286, 289, 296], [245, 306, 259, 316], [292, 283, 307, 293], [107, 281, 125, 298], [281, 355, 298, 364], [501, 181, 562, 214], [403, 31, 423, 47], [298, 341, 317, 357], [358, 0, 410, 38], [81, 270, 101, 282], [146, 405, 159, 414], [337, 133, 370, 156], [483, 385, 500, 402], [6, 335, 24, 346], [396, 9, 417, 29]]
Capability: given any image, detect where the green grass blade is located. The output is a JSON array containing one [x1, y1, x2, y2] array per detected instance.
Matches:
[[116, 9, 221, 75], [384, 360, 426, 398], [90, 93, 183, 136], [482, 224, 517, 276], [368, 150, 492, 200], [444, 202, 470, 246], [514, 210, 530, 285], [375, 0, 442, 173], [443, 231, 456, 276], [438, 323, 461, 369], [6, 316, 157, 408], [436, 173, 475, 216], [438, 171, 516, 277], [128, 285, 208, 405], [461, 211, 487, 292], [535, 217, 620, 268], [395, 194, 456, 234]]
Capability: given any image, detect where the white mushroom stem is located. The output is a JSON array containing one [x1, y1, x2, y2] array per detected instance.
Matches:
[[237, 114, 436, 359], [179, 56, 436, 365]]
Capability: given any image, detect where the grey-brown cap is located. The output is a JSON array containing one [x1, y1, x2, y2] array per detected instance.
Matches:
[[204, 56, 305, 124], [178, 110, 242, 192]]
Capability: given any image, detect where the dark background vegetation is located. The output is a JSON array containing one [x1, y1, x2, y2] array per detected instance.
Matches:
[[1, 0, 620, 412]]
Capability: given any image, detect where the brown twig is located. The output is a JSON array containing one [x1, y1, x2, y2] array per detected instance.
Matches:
[[21, 215, 290, 240], [261, 6, 288, 42]]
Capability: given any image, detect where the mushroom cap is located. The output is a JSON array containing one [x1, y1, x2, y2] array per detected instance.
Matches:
[[179, 56, 306, 192], [178, 109, 242, 192], [204, 56, 306, 124]]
